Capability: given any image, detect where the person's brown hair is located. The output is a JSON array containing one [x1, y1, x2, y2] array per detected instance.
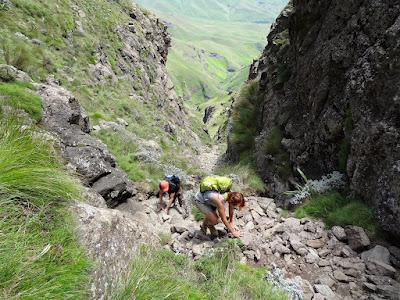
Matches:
[[227, 192, 245, 208]]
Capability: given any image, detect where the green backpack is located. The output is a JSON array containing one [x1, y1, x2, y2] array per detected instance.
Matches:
[[200, 176, 232, 193]]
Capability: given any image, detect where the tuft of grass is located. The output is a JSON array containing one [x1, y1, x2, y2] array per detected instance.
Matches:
[[295, 192, 380, 236], [192, 206, 204, 221], [229, 80, 262, 156], [114, 242, 287, 300], [1, 37, 36, 72], [158, 232, 172, 246], [0, 116, 90, 299], [0, 81, 42, 121], [113, 247, 206, 300]]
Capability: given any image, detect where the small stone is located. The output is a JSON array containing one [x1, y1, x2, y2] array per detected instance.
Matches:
[[366, 260, 396, 277], [314, 284, 336, 298], [245, 221, 255, 230], [319, 249, 331, 257], [363, 282, 377, 291], [306, 249, 320, 264], [341, 245, 356, 258], [375, 284, 400, 299], [312, 293, 325, 300], [161, 213, 171, 222], [345, 226, 370, 251], [243, 250, 256, 261], [361, 245, 391, 265], [318, 259, 330, 267], [349, 282, 357, 290], [274, 244, 291, 255], [316, 275, 336, 287], [192, 244, 204, 256], [290, 235, 308, 256], [170, 225, 188, 234], [331, 226, 347, 241], [284, 218, 302, 232], [334, 270, 351, 282], [307, 239, 326, 249], [343, 268, 360, 278]]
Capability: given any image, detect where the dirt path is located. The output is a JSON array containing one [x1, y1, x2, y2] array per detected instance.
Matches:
[[197, 144, 225, 173]]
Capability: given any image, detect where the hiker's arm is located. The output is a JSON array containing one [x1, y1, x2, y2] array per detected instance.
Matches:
[[166, 192, 175, 214], [215, 200, 240, 237]]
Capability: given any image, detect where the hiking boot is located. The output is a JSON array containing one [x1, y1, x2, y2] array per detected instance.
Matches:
[[209, 226, 218, 237], [200, 224, 207, 235]]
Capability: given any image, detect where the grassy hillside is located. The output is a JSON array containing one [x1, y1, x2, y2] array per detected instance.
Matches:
[[0, 82, 90, 299], [0, 0, 210, 183], [136, 0, 286, 23]]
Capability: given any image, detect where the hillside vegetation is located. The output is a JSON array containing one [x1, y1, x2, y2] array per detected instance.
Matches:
[[0, 82, 90, 299]]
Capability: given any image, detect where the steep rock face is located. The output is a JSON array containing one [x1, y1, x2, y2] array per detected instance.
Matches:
[[227, 0, 400, 238]]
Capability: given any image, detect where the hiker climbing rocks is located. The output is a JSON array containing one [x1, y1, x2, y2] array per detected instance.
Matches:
[[159, 175, 183, 214], [194, 176, 245, 238]]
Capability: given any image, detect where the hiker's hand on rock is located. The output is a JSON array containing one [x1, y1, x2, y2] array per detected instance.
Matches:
[[231, 230, 241, 238]]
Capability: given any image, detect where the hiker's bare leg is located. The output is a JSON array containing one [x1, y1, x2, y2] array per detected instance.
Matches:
[[202, 211, 218, 235], [166, 192, 176, 214]]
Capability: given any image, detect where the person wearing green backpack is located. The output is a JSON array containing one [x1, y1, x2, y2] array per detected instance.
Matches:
[[194, 176, 245, 238]]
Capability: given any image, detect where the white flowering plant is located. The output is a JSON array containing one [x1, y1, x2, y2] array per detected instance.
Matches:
[[285, 168, 346, 206]]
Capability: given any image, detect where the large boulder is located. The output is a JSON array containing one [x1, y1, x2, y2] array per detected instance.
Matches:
[[72, 203, 159, 299], [40, 79, 135, 207]]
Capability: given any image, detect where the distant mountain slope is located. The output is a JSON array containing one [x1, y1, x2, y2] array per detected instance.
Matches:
[[136, 0, 287, 138], [136, 0, 286, 23]]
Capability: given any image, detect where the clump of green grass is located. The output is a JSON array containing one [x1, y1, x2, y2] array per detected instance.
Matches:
[[192, 206, 204, 221], [295, 192, 380, 236], [229, 80, 262, 155], [158, 232, 172, 246], [114, 242, 287, 300], [114, 247, 206, 300], [1, 37, 36, 72], [0, 116, 90, 299], [0, 81, 42, 121]]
